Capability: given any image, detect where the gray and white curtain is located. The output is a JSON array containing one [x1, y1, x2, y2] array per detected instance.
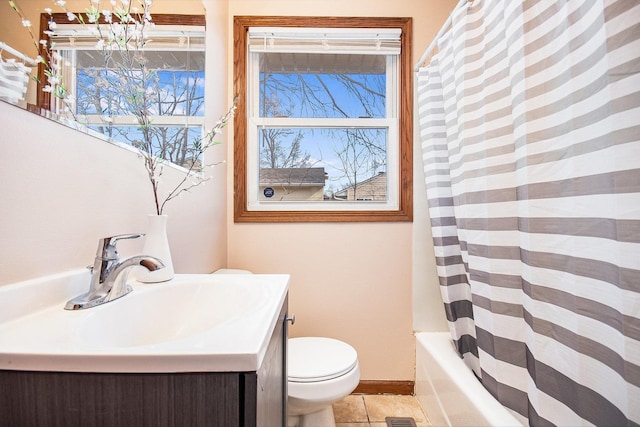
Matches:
[[418, 0, 639, 425]]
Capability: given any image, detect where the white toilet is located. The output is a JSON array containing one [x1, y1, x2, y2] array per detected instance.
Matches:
[[212, 269, 360, 427], [287, 337, 360, 427]]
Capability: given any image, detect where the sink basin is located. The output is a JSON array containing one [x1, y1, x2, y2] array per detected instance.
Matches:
[[81, 276, 265, 347], [0, 270, 289, 373]]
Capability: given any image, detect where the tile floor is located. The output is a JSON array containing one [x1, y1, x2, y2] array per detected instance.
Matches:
[[333, 394, 430, 427]]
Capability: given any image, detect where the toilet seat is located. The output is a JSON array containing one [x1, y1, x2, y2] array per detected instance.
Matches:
[[288, 337, 358, 383]]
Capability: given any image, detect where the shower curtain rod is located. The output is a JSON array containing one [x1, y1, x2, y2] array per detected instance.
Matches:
[[0, 42, 38, 66], [414, 0, 471, 71]]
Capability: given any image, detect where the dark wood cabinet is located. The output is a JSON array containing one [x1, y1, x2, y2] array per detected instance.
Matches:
[[0, 296, 288, 427]]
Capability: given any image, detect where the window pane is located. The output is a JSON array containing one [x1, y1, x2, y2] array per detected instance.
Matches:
[[75, 52, 206, 118], [259, 52, 386, 119], [70, 49, 206, 166], [258, 127, 387, 201], [87, 125, 205, 168]]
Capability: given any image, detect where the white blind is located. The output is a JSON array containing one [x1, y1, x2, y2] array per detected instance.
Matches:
[[49, 25, 205, 50], [248, 27, 401, 55]]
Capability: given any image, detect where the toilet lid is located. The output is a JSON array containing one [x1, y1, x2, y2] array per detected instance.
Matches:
[[288, 337, 358, 383]]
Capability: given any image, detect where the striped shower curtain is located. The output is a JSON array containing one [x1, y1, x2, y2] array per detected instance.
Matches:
[[417, 0, 639, 426], [0, 57, 31, 105]]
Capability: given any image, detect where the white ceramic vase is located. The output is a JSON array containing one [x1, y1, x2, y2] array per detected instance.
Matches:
[[137, 214, 175, 283]]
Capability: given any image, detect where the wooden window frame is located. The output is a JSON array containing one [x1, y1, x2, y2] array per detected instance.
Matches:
[[233, 16, 413, 223]]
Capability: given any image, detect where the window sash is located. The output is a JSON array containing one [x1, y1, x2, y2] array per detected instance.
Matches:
[[247, 123, 399, 211], [246, 47, 399, 211], [57, 49, 206, 125]]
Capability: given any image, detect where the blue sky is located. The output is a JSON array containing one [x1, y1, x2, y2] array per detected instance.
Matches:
[[259, 71, 388, 193]]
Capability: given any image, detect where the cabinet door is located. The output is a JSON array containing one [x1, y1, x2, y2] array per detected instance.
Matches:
[[244, 295, 288, 427], [0, 370, 242, 427]]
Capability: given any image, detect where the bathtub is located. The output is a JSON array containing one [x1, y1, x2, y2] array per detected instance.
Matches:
[[415, 332, 524, 427]]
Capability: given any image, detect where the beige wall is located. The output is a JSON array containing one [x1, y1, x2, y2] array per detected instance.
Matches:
[[0, 100, 229, 285], [226, 0, 454, 382]]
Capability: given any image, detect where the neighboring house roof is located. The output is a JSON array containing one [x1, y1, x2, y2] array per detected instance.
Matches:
[[260, 167, 327, 186]]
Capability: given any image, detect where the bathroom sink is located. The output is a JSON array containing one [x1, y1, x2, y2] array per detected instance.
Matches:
[[81, 276, 264, 348], [0, 270, 289, 373]]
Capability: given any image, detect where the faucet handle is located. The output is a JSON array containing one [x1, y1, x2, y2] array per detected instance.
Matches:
[[99, 233, 145, 260]]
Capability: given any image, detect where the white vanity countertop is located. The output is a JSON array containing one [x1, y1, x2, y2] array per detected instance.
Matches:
[[0, 270, 289, 373]]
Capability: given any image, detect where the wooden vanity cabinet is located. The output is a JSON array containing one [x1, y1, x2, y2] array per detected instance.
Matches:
[[0, 296, 289, 427]]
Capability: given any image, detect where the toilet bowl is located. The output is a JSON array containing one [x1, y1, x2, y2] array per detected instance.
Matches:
[[287, 337, 360, 427]]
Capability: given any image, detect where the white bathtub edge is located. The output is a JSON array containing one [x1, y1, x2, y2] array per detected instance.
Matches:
[[415, 332, 524, 427]]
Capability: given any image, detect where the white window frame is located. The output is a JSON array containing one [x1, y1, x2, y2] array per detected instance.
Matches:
[[246, 32, 399, 211]]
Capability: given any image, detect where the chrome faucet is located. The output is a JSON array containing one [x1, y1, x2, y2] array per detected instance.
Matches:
[[65, 234, 165, 310]]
